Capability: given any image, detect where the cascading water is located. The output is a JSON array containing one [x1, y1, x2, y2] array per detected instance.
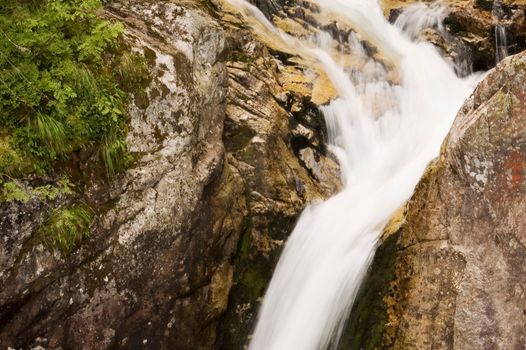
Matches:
[[495, 25, 508, 62], [393, 2, 449, 41], [492, 0, 509, 62], [224, 1, 481, 349]]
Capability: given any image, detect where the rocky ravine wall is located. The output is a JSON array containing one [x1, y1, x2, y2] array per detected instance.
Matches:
[[0, 0, 339, 349]]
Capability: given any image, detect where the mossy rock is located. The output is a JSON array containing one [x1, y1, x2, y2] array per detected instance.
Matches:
[[216, 212, 299, 349], [338, 231, 400, 350]]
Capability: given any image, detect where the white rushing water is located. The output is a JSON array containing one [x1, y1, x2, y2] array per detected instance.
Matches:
[[225, 1, 481, 349]]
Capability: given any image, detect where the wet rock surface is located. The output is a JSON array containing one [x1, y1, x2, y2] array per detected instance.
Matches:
[[213, 7, 340, 348]]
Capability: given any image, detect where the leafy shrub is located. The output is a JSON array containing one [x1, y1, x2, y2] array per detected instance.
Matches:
[[39, 203, 94, 253], [0, 0, 133, 177]]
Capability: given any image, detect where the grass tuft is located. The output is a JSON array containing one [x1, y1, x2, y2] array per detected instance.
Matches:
[[40, 204, 93, 254], [101, 136, 128, 178], [73, 64, 99, 101], [35, 114, 66, 151], [114, 50, 151, 92]]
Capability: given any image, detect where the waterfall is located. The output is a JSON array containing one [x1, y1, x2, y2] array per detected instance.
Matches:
[[495, 25, 508, 62], [224, 1, 481, 349], [492, 0, 509, 62], [393, 2, 449, 41]]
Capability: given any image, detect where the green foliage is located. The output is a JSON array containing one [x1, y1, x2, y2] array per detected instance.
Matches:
[[1, 181, 30, 202], [39, 203, 93, 253], [0, 0, 133, 177], [101, 136, 129, 178], [0, 135, 30, 175], [0, 177, 74, 202], [34, 177, 74, 199]]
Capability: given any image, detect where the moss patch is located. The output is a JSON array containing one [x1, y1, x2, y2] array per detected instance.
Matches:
[[0, 178, 73, 203], [230, 51, 253, 63], [0, 134, 30, 176]]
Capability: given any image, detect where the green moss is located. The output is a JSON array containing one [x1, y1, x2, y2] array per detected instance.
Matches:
[[142, 46, 158, 68], [231, 225, 272, 301], [1, 181, 30, 202], [39, 203, 94, 254], [0, 135, 31, 176], [0, 177, 74, 203], [230, 51, 253, 63], [114, 50, 151, 94], [217, 212, 299, 349], [241, 262, 268, 301], [338, 231, 400, 350], [216, 225, 267, 350], [238, 228, 252, 257]]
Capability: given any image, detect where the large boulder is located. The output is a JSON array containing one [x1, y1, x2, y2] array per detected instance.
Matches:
[[347, 51, 526, 349]]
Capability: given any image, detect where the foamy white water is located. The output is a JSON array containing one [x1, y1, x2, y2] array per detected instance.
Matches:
[[225, 1, 481, 349]]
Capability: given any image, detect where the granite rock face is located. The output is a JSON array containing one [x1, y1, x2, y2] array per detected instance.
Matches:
[[348, 51, 526, 350]]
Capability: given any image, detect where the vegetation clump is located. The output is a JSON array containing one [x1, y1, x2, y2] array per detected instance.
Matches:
[[0, 181, 31, 202], [0, 0, 137, 177], [0, 177, 73, 202], [39, 203, 94, 253]]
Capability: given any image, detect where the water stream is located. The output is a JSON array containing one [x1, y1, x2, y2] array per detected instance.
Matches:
[[225, 1, 481, 349], [492, 0, 509, 62]]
